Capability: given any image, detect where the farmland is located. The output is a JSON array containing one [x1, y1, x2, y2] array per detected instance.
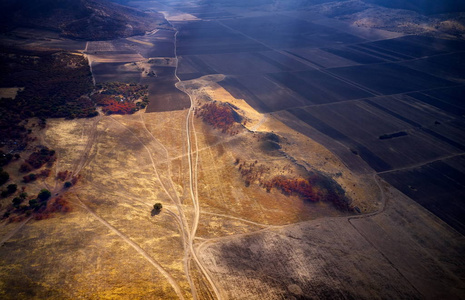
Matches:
[[83, 29, 191, 112], [161, 1, 465, 298], [0, 0, 464, 299], [166, 6, 465, 238]]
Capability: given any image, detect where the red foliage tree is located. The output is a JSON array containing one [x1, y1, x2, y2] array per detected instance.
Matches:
[[22, 147, 55, 171], [101, 99, 136, 115], [34, 196, 72, 220], [56, 170, 70, 181], [197, 102, 238, 134], [270, 176, 321, 202]]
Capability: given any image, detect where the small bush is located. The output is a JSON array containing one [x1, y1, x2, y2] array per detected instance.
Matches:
[[7, 184, 17, 194], [153, 203, 163, 211], [57, 170, 70, 181], [1, 184, 17, 198], [19, 163, 33, 173], [38, 189, 51, 201], [23, 173, 37, 183], [0, 151, 13, 166], [12, 197, 23, 208], [29, 199, 39, 209], [38, 169, 51, 178], [20, 147, 56, 173], [0, 168, 9, 186]]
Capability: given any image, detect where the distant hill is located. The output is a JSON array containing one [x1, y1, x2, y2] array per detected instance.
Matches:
[[0, 0, 169, 40], [362, 0, 465, 14], [149, 0, 465, 14]]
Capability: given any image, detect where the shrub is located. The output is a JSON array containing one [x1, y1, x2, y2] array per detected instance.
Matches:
[[29, 199, 39, 209], [70, 175, 80, 185], [34, 196, 72, 220], [19, 163, 33, 173], [38, 169, 51, 178], [7, 184, 17, 194], [1, 184, 18, 198], [23, 173, 37, 183], [25, 147, 55, 169], [0, 168, 9, 186], [153, 203, 163, 211], [38, 189, 51, 201], [0, 151, 13, 166], [57, 170, 70, 181], [12, 197, 23, 208]]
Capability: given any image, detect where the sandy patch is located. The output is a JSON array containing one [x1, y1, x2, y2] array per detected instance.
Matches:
[[126, 37, 155, 47], [161, 11, 200, 21], [0, 87, 24, 99], [87, 53, 145, 63]]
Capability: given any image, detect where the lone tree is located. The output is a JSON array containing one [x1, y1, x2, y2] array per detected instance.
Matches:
[[38, 189, 51, 201], [153, 203, 163, 211]]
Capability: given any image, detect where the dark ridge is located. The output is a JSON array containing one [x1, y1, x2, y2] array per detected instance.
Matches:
[[0, 0, 169, 40], [362, 0, 465, 14]]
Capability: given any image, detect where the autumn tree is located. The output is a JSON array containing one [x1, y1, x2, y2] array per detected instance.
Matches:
[[56, 170, 70, 181], [197, 102, 240, 134]]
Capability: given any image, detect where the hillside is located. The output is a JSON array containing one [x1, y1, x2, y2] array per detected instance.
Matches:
[[363, 0, 465, 14], [0, 0, 169, 40]]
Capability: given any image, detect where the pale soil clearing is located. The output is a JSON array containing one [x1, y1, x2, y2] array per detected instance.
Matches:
[[0, 87, 23, 99]]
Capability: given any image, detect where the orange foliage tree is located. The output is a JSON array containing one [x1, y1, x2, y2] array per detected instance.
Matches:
[[101, 99, 136, 115], [269, 176, 321, 202], [197, 102, 239, 134]]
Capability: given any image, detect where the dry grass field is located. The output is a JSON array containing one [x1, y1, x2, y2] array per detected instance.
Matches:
[[198, 183, 465, 300], [0, 73, 385, 299], [2, 71, 460, 299]]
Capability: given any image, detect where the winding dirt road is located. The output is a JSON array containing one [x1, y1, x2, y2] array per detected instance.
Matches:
[[170, 21, 223, 300]]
